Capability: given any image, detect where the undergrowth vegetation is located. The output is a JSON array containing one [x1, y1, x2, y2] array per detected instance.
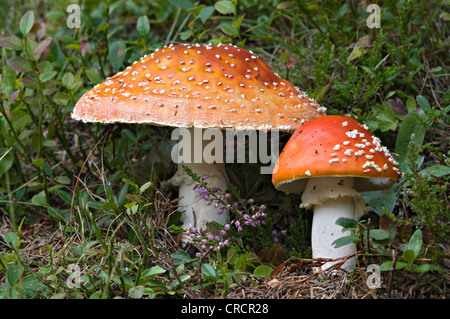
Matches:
[[0, 0, 448, 299]]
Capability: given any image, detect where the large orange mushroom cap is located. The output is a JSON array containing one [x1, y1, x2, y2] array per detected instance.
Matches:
[[272, 115, 401, 193], [72, 43, 325, 130]]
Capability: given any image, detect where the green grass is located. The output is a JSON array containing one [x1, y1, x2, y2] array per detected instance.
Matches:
[[0, 0, 448, 299]]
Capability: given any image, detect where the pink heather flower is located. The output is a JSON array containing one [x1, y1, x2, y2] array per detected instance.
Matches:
[[287, 56, 299, 69]]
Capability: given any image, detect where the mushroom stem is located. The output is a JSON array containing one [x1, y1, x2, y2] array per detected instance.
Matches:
[[169, 128, 230, 243], [300, 177, 365, 271]]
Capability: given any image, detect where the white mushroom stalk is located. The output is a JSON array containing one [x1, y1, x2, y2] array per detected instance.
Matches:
[[169, 127, 230, 241], [300, 177, 365, 270]]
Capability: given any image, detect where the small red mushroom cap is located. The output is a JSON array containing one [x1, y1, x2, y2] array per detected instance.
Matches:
[[272, 115, 401, 193], [72, 43, 325, 131]]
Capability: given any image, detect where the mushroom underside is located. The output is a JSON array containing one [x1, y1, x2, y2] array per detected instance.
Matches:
[[275, 175, 396, 194]]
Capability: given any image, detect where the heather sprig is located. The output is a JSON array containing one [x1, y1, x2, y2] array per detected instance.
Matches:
[[183, 165, 286, 255]]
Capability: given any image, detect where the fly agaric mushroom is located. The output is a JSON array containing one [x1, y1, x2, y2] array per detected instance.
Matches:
[[272, 115, 401, 270], [72, 43, 325, 242]]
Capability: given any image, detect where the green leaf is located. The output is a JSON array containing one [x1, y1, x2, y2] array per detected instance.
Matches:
[[22, 275, 46, 298], [139, 181, 152, 194], [199, 6, 215, 23], [85, 67, 102, 84], [128, 286, 145, 299], [253, 265, 273, 278], [47, 207, 64, 220], [363, 187, 397, 216], [420, 165, 450, 178], [117, 183, 129, 206], [122, 128, 136, 142], [395, 109, 427, 172], [232, 13, 246, 28], [379, 261, 391, 271], [0, 35, 23, 51], [413, 264, 430, 273], [32, 37, 52, 58], [171, 250, 192, 265], [32, 158, 44, 168], [62, 72, 75, 89], [361, 65, 375, 77], [31, 193, 47, 207], [369, 229, 391, 240], [7, 264, 24, 285], [7, 56, 32, 73], [403, 249, 416, 264], [0, 148, 14, 175], [201, 264, 217, 279], [140, 266, 166, 280], [374, 54, 391, 70], [409, 57, 423, 68], [42, 140, 58, 148], [215, 0, 236, 14], [408, 229, 423, 259], [415, 264, 441, 273], [4, 232, 20, 248], [39, 70, 57, 82], [20, 10, 35, 35], [4, 63, 16, 86], [416, 95, 430, 111], [11, 109, 32, 131], [234, 254, 249, 271], [172, 274, 191, 288], [385, 91, 396, 99], [335, 217, 358, 228], [169, 0, 193, 9], [136, 16, 150, 41], [103, 201, 117, 211], [369, 102, 398, 132], [57, 190, 73, 205], [53, 92, 70, 106], [336, 3, 348, 19], [332, 235, 358, 248], [406, 96, 416, 113], [380, 260, 408, 271], [108, 41, 126, 72], [220, 23, 239, 37], [86, 201, 106, 210]]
